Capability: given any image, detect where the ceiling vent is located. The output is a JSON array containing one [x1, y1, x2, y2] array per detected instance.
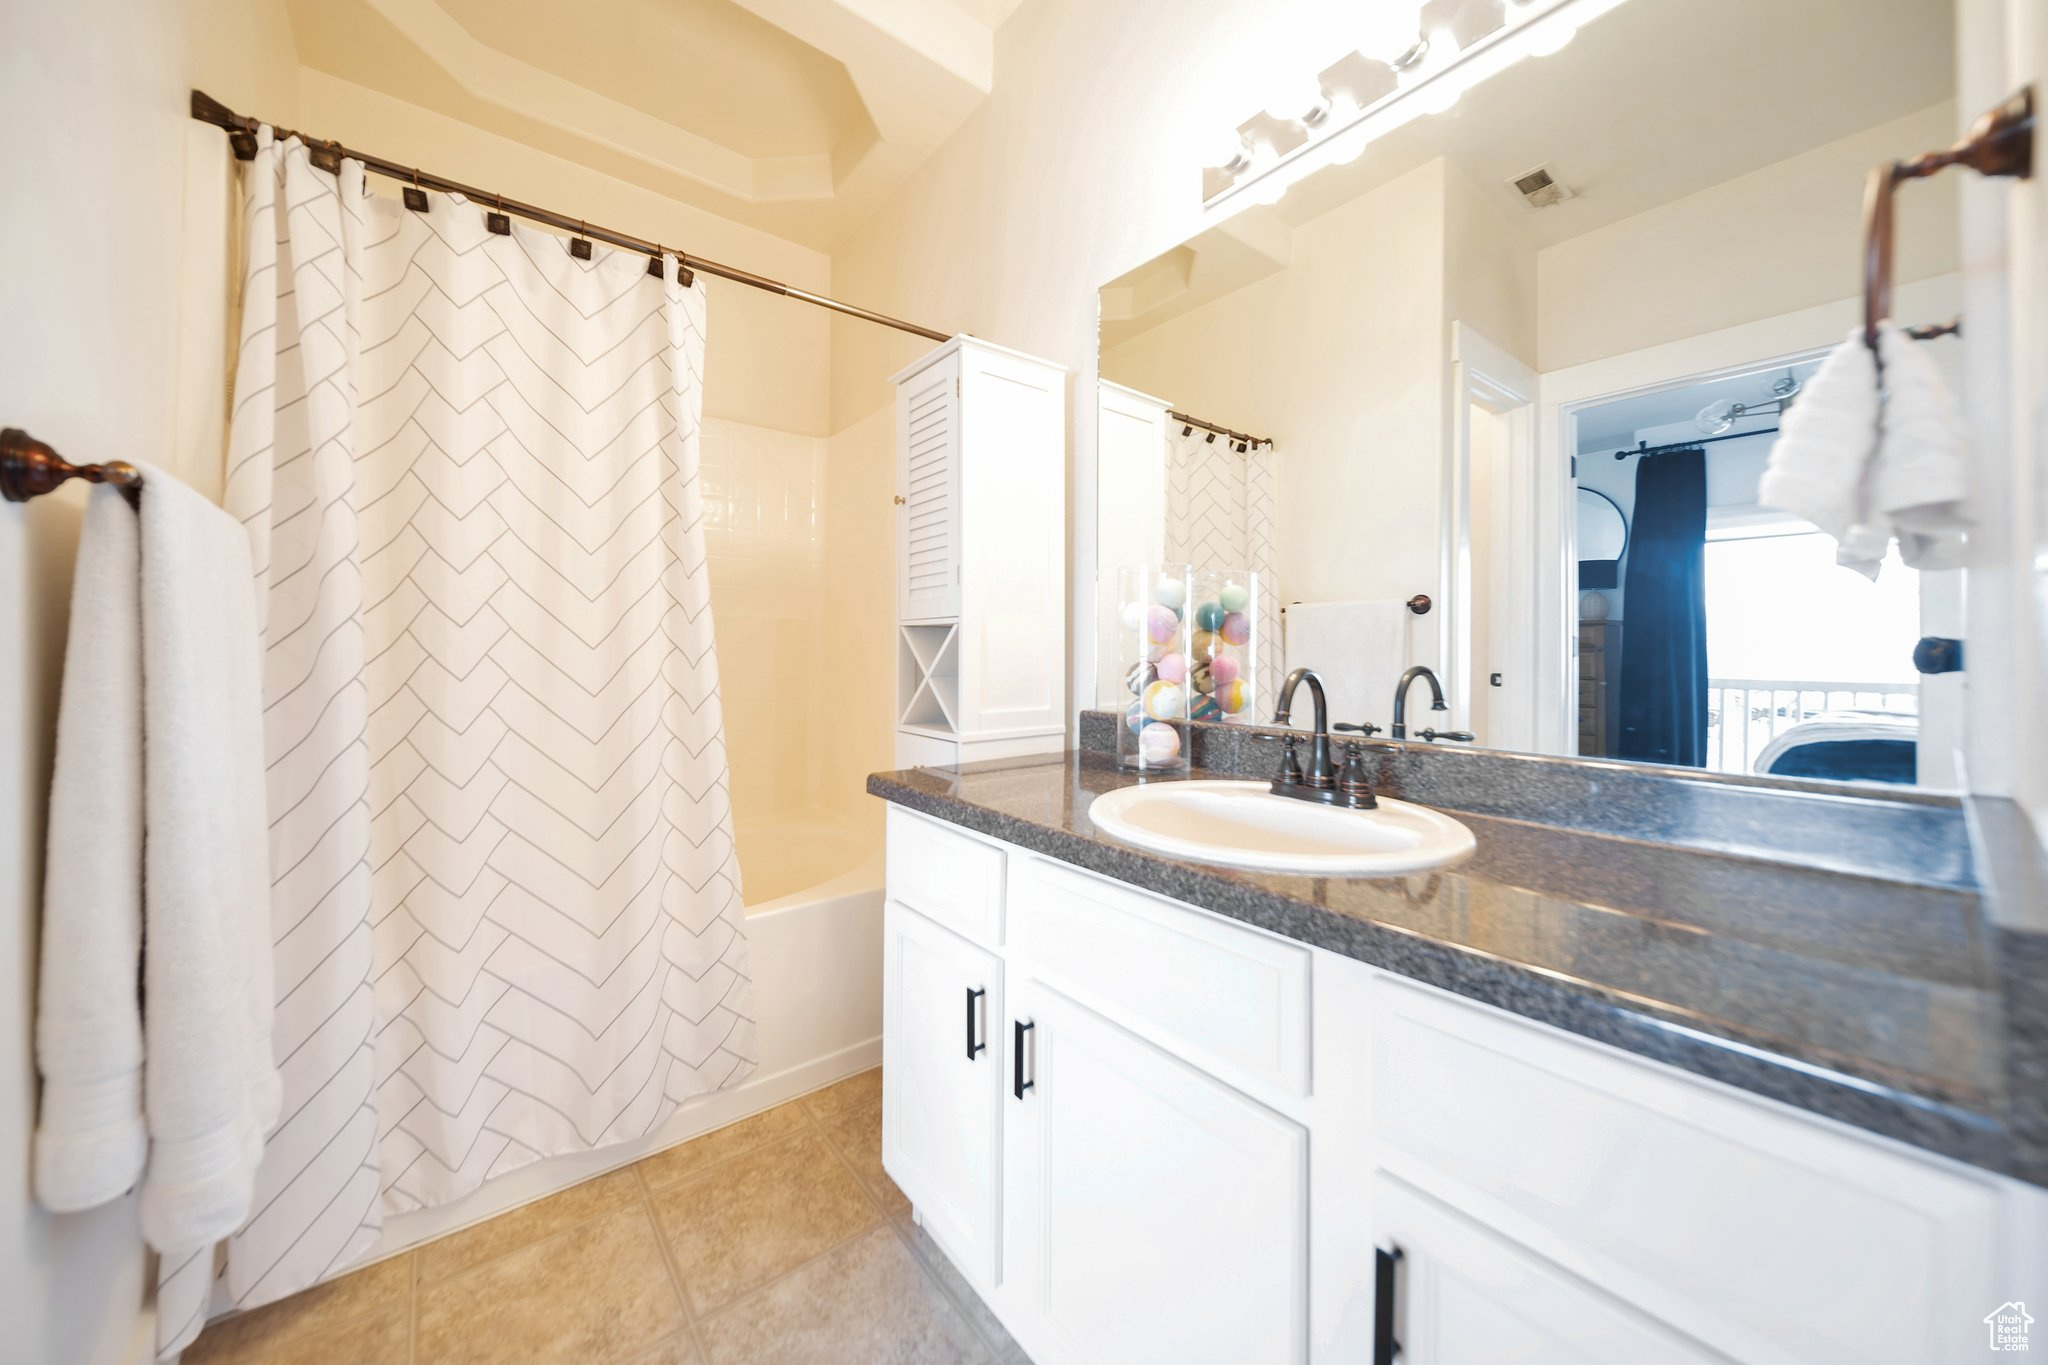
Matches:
[[1510, 164, 1576, 209]]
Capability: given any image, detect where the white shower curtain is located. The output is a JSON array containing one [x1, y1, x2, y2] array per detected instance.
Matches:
[[1164, 426, 1283, 707], [157, 132, 755, 1359]]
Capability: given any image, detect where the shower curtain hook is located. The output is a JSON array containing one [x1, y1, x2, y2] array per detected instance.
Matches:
[[487, 191, 511, 236], [570, 219, 593, 260], [648, 243, 666, 279], [403, 166, 428, 213]]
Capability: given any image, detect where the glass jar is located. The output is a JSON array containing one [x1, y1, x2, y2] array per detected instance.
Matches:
[[1115, 564, 1193, 771]]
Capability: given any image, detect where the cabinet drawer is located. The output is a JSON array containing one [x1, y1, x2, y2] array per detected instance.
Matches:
[[1370, 979, 2000, 1365], [1008, 856, 1310, 1099], [886, 806, 1004, 946]]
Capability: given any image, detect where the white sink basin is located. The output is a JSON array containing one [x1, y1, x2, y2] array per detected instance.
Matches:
[[1088, 779, 1475, 876]]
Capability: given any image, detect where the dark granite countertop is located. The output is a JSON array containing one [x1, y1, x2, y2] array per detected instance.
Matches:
[[868, 750, 2048, 1187]]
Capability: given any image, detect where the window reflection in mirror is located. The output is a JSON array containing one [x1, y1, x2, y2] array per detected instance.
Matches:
[[1094, 0, 1961, 789]]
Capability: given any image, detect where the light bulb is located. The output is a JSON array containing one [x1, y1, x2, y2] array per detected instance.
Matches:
[[1259, 72, 1328, 123], [1523, 15, 1578, 56], [1356, 0, 1426, 66], [1414, 79, 1461, 116], [1247, 176, 1290, 207], [1206, 126, 1252, 171]]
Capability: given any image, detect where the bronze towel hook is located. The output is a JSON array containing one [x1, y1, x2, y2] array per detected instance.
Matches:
[[1865, 86, 2034, 351]]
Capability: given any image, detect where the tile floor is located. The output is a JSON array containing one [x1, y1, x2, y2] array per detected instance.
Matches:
[[184, 1069, 1030, 1365]]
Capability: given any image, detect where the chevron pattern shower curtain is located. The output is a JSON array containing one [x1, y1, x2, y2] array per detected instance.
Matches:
[[157, 133, 755, 1359], [1164, 425, 1283, 707]]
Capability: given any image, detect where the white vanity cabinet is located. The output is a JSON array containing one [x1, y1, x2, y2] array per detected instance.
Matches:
[[880, 901, 1004, 1285], [1003, 975, 1310, 1365], [878, 805, 2044, 1365]]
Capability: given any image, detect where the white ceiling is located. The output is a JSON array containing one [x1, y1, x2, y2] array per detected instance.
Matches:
[[285, 0, 1028, 248], [1104, 0, 1955, 345], [1575, 357, 1825, 452]]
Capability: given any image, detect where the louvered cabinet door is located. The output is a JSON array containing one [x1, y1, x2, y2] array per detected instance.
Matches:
[[898, 351, 963, 622]]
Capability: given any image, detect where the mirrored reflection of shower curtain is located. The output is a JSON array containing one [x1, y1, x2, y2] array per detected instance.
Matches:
[[157, 132, 755, 1359], [1163, 426, 1282, 703], [1615, 449, 1709, 767]]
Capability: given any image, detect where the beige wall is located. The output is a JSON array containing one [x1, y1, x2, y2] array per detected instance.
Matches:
[[298, 70, 833, 437], [0, 0, 299, 1359], [1537, 101, 1960, 371]]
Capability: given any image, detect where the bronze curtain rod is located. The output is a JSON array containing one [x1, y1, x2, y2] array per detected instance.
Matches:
[[1171, 410, 1271, 450], [189, 90, 953, 345]]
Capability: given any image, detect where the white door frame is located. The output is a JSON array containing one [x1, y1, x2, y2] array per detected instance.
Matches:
[[1446, 323, 1538, 747], [1530, 276, 1964, 762]]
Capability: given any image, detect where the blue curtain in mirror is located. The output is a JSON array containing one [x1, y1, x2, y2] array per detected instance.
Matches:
[[1615, 450, 1707, 766]]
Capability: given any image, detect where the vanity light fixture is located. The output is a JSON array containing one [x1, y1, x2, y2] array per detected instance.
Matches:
[[1203, 0, 1635, 210]]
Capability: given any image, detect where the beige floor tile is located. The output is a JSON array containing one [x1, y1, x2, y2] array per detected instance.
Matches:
[[897, 1220, 1029, 1362], [183, 1253, 414, 1365], [814, 1098, 911, 1220], [648, 1130, 881, 1314], [637, 1099, 813, 1189], [416, 1204, 686, 1365], [418, 1166, 642, 1285], [801, 1067, 882, 1119], [698, 1226, 989, 1365], [619, 1330, 706, 1364]]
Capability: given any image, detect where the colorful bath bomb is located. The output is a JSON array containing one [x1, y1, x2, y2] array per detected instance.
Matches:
[[1209, 653, 1241, 686], [1138, 721, 1182, 763], [1125, 699, 1148, 733], [1215, 678, 1249, 714], [1143, 679, 1185, 720], [1121, 600, 1148, 632], [1220, 611, 1251, 646], [1188, 693, 1222, 721], [1155, 653, 1188, 685], [1219, 581, 1250, 613], [1189, 628, 1220, 661], [1193, 600, 1227, 632], [1191, 661, 1215, 695], [1154, 578, 1187, 612], [1141, 639, 1168, 663], [1124, 660, 1157, 695], [1145, 603, 1180, 645]]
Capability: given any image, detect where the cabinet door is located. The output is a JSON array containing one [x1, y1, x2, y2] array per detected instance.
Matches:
[[1370, 1175, 1725, 1365], [881, 900, 1001, 1284], [1004, 977, 1308, 1365], [896, 353, 962, 622]]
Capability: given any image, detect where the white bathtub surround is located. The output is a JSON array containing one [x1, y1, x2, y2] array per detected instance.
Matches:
[[161, 131, 753, 1360], [34, 473, 277, 1254]]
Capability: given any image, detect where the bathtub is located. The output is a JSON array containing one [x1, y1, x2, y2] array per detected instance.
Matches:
[[370, 809, 884, 1258]]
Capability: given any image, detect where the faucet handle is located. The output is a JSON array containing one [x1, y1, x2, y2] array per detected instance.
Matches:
[[1333, 721, 1382, 737], [1337, 741, 1379, 809], [1419, 728, 1475, 743]]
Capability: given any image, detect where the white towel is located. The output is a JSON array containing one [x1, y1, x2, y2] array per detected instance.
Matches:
[[1759, 324, 1971, 579], [1756, 327, 1881, 544], [33, 467, 279, 1256], [1281, 599, 1408, 731], [34, 485, 147, 1211], [1871, 323, 1969, 570]]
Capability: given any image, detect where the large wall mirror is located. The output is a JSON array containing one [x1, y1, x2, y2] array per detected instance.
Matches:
[[1093, 0, 1964, 790]]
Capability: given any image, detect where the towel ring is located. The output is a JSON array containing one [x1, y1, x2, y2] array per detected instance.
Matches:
[[1864, 86, 2034, 351]]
